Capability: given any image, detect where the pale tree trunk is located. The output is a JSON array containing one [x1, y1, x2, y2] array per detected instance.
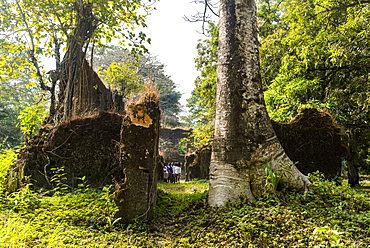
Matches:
[[208, 0, 310, 207]]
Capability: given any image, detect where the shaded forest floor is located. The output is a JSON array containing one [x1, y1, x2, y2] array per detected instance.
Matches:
[[0, 176, 369, 247]]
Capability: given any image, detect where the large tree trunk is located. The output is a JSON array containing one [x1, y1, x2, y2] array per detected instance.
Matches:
[[52, 1, 113, 122], [208, 0, 310, 207]]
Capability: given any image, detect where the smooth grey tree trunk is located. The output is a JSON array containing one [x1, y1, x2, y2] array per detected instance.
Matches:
[[208, 0, 310, 207]]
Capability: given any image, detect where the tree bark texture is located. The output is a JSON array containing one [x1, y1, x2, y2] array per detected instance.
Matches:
[[347, 142, 360, 187], [53, 2, 113, 122], [209, 0, 310, 207], [114, 97, 161, 223]]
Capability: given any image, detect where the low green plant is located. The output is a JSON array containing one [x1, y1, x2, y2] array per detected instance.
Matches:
[[155, 180, 209, 218], [100, 185, 116, 217], [50, 166, 69, 194], [0, 148, 17, 192], [5, 184, 41, 212], [0, 177, 369, 247], [265, 163, 281, 194], [17, 104, 47, 140]]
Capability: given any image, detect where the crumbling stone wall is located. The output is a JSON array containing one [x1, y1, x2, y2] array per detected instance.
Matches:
[[183, 108, 347, 181], [159, 127, 191, 163], [7, 111, 123, 191], [184, 153, 195, 181], [186, 145, 211, 180], [7, 92, 161, 224], [272, 108, 347, 179]]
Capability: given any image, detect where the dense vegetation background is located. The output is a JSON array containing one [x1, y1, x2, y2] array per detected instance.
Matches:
[[0, 0, 369, 246]]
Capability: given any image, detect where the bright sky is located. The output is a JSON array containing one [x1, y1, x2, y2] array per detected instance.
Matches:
[[142, 0, 218, 112]]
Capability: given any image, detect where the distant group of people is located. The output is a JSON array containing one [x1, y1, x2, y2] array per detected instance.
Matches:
[[163, 162, 181, 183]]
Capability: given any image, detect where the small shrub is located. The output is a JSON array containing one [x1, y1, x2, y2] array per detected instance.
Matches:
[[0, 148, 17, 192], [17, 105, 47, 140], [5, 185, 41, 212]]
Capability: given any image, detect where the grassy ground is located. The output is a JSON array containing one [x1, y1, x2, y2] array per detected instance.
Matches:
[[0, 176, 369, 247]]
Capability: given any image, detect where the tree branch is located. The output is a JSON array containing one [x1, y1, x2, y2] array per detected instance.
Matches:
[[317, 1, 370, 14], [307, 64, 370, 73], [183, 0, 219, 34], [47, 0, 70, 38], [15, 1, 51, 92]]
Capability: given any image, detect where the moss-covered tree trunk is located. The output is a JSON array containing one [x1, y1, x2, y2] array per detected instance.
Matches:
[[114, 94, 161, 223], [208, 0, 310, 207]]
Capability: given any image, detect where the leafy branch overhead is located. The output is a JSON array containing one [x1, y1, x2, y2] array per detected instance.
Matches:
[[0, 0, 153, 86]]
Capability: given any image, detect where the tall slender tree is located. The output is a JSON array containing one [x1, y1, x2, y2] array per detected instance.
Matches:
[[208, 0, 310, 207]]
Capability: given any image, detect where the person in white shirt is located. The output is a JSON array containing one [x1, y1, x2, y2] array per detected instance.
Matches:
[[173, 163, 181, 183], [163, 165, 169, 183]]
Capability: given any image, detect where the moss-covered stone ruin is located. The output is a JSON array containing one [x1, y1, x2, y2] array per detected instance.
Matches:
[[185, 108, 348, 181], [7, 92, 161, 223]]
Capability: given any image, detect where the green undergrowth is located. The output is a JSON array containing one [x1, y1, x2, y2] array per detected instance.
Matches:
[[0, 176, 369, 247], [0, 149, 17, 192], [155, 180, 208, 218]]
